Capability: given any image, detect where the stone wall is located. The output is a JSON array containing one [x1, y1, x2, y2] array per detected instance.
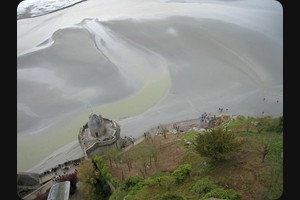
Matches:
[[78, 118, 122, 158]]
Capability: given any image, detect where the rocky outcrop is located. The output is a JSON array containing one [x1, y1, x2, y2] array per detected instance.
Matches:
[[17, 172, 40, 197]]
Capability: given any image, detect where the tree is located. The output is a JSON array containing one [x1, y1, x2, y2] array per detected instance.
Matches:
[[76, 159, 98, 200], [138, 153, 150, 178], [92, 155, 112, 181], [122, 152, 133, 172], [255, 137, 273, 163], [148, 137, 160, 167], [158, 124, 168, 139], [162, 126, 168, 139], [92, 155, 113, 198], [244, 117, 254, 133], [195, 128, 241, 161], [257, 143, 270, 163], [105, 149, 121, 168], [77, 157, 113, 200]]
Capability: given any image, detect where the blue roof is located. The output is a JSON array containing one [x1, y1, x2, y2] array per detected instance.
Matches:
[[88, 114, 103, 129]]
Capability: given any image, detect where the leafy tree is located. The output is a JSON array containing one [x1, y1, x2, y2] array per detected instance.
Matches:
[[172, 164, 192, 184], [195, 128, 241, 161], [92, 155, 112, 181], [77, 157, 113, 200], [76, 159, 98, 200], [92, 155, 113, 199]]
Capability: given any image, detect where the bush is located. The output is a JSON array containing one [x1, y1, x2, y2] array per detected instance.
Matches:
[[125, 176, 144, 190], [189, 176, 217, 194], [172, 164, 192, 184], [110, 177, 125, 189], [195, 128, 240, 161], [256, 116, 283, 134], [108, 188, 127, 200], [155, 193, 186, 200], [156, 175, 175, 190], [202, 188, 242, 200], [149, 171, 170, 179], [143, 178, 156, 187]]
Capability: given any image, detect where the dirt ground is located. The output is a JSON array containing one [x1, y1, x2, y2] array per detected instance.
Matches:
[[108, 134, 187, 180], [108, 116, 231, 180]]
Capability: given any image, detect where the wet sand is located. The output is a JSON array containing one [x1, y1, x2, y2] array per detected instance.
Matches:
[[17, 0, 282, 172]]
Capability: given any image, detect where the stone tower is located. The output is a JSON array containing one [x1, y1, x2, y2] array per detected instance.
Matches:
[[88, 113, 106, 137]]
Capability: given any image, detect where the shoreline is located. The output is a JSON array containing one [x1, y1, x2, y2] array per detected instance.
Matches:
[[18, 114, 223, 199], [25, 113, 231, 174], [18, 0, 282, 175]]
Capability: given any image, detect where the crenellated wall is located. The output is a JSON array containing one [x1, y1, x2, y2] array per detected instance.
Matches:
[[78, 117, 122, 158]]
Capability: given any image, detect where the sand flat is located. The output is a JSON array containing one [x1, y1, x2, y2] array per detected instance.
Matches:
[[17, 0, 282, 173]]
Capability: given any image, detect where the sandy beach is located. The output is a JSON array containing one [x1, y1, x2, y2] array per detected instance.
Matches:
[[17, 0, 282, 173]]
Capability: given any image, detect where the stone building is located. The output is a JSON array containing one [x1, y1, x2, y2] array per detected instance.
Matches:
[[78, 113, 123, 158]]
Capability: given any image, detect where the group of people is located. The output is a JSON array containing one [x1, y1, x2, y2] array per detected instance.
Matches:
[[52, 169, 77, 182], [40, 159, 80, 181], [218, 108, 228, 113], [199, 112, 216, 124]]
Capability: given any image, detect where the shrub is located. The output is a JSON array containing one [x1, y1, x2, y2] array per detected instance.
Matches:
[[189, 176, 217, 194], [108, 188, 127, 200], [155, 193, 186, 200], [125, 176, 144, 190], [195, 128, 240, 161], [156, 175, 175, 190], [172, 164, 192, 184], [202, 188, 242, 200], [149, 171, 170, 179]]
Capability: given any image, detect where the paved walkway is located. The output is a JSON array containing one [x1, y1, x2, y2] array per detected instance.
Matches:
[[23, 161, 79, 200]]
